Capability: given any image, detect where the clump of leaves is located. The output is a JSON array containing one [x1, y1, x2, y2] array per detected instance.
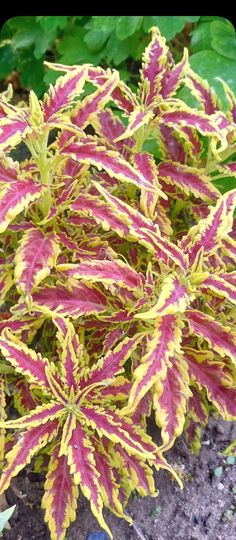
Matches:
[[1, 16, 236, 99], [0, 25, 235, 540]]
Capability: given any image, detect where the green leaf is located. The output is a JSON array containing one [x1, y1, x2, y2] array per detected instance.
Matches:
[[6, 16, 56, 61], [9, 17, 42, 50], [0, 505, 16, 533], [84, 29, 110, 52], [43, 69, 62, 87], [37, 16, 69, 32], [214, 466, 223, 477], [190, 50, 236, 102], [0, 44, 17, 78], [184, 16, 200, 23], [190, 22, 213, 53], [142, 138, 162, 159], [116, 16, 143, 40], [211, 20, 236, 60], [91, 16, 117, 33], [213, 177, 236, 195], [19, 50, 45, 95], [56, 27, 102, 65], [143, 16, 187, 39]]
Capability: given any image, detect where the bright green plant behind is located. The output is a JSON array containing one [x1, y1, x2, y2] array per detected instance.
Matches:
[[0, 15, 236, 97]]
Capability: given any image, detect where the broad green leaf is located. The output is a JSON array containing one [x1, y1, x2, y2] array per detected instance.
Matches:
[[37, 16, 69, 32], [43, 69, 62, 87], [190, 22, 213, 53], [84, 29, 110, 52], [200, 16, 228, 22], [19, 49, 45, 95], [56, 27, 102, 65], [9, 17, 44, 50], [143, 16, 187, 39], [0, 505, 16, 533], [106, 32, 146, 65], [190, 50, 236, 102], [184, 16, 200, 23], [213, 177, 236, 195], [116, 16, 143, 40], [211, 19, 236, 60], [91, 16, 117, 33], [0, 44, 17, 78]]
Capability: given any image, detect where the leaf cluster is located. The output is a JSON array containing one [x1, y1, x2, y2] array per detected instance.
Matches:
[[0, 26, 235, 540]]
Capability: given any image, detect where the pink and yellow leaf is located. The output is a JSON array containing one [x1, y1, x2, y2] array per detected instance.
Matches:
[[0, 420, 59, 495], [0, 179, 46, 233], [14, 228, 60, 295], [42, 443, 78, 540]]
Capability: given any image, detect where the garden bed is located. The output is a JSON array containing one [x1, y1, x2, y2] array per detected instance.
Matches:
[[3, 416, 236, 540]]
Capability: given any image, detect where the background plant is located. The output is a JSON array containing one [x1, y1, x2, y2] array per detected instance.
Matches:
[[0, 25, 235, 540], [1, 16, 236, 100]]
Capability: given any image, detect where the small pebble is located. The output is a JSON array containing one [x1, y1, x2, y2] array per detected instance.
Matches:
[[218, 482, 224, 491], [86, 533, 109, 540]]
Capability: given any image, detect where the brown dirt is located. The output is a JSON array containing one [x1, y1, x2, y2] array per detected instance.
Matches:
[[3, 416, 236, 540]]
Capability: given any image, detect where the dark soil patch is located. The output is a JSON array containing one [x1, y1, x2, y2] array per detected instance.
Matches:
[[3, 416, 236, 540]]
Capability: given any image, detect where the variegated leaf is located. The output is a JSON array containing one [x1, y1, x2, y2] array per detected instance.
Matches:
[[114, 105, 154, 141], [0, 157, 18, 182], [123, 315, 182, 413], [0, 178, 46, 233], [181, 189, 236, 262], [67, 422, 111, 536], [92, 182, 187, 269], [92, 108, 134, 154], [133, 152, 166, 219], [161, 48, 188, 98], [57, 258, 144, 291], [186, 310, 236, 364], [30, 282, 108, 318], [158, 161, 220, 202], [42, 443, 78, 540], [185, 349, 236, 420], [135, 274, 190, 319], [81, 334, 144, 388], [140, 26, 168, 105], [13, 380, 36, 415], [1, 402, 64, 429], [44, 66, 88, 121], [93, 442, 128, 519], [0, 260, 13, 307], [0, 420, 59, 495], [185, 69, 220, 114], [63, 138, 157, 192], [14, 228, 60, 294], [153, 354, 191, 449], [113, 443, 157, 497], [0, 378, 6, 463], [81, 406, 156, 459], [199, 274, 236, 305], [0, 117, 30, 151], [71, 72, 119, 129], [0, 329, 52, 392], [56, 321, 82, 393]]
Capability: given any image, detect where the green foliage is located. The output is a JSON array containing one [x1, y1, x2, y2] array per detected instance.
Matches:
[[0, 15, 235, 96], [190, 17, 236, 99]]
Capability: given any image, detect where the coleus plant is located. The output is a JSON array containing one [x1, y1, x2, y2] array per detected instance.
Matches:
[[0, 25, 235, 539]]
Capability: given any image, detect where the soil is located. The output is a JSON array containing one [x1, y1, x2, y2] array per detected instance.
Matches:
[[3, 416, 236, 540]]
